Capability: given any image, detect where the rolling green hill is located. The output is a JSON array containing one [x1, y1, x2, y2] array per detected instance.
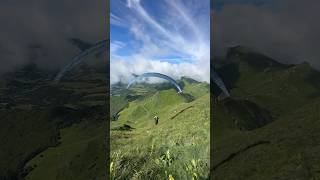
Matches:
[[212, 46, 320, 179], [110, 78, 210, 179], [0, 63, 108, 180]]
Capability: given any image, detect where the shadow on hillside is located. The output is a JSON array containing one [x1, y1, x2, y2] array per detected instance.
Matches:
[[221, 98, 273, 131], [111, 124, 135, 131]]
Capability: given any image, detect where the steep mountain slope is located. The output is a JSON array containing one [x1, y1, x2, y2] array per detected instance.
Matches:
[[0, 63, 108, 179], [25, 118, 107, 180], [212, 46, 320, 179], [110, 78, 210, 179]]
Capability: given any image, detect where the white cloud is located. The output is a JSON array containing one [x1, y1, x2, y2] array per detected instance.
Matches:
[[110, 57, 209, 84], [111, 0, 210, 84]]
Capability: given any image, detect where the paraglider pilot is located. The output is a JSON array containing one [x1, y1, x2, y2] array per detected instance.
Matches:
[[154, 116, 159, 125]]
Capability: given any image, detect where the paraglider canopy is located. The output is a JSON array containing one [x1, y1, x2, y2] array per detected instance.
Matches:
[[127, 72, 183, 93], [54, 39, 108, 83], [211, 65, 230, 97]]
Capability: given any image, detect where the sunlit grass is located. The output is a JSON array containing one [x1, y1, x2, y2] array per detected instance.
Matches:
[[111, 80, 210, 179]]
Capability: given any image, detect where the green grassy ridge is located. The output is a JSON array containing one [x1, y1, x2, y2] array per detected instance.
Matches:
[[20, 76, 108, 179], [212, 97, 320, 179], [0, 104, 107, 179], [110, 96, 128, 120], [212, 49, 320, 179], [25, 119, 107, 180], [111, 82, 210, 179], [110, 82, 159, 121], [181, 78, 209, 98], [109, 78, 204, 122], [219, 54, 320, 117], [0, 108, 60, 179], [115, 90, 188, 126], [0, 63, 108, 179]]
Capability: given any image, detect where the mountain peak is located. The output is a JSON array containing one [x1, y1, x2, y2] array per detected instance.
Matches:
[[180, 76, 199, 84], [225, 46, 288, 70], [226, 45, 252, 59]]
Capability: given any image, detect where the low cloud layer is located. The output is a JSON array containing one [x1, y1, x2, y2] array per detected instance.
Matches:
[[0, 0, 107, 74], [213, 0, 320, 69]]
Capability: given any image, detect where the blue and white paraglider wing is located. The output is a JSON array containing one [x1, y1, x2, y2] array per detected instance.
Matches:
[[54, 39, 108, 83], [211, 66, 230, 97], [127, 72, 183, 93]]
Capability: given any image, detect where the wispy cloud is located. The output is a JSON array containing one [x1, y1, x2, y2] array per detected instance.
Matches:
[[110, 40, 125, 53], [111, 0, 210, 84], [110, 13, 126, 27]]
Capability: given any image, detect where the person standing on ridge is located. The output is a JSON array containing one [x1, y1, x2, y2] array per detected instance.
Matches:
[[154, 116, 159, 125]]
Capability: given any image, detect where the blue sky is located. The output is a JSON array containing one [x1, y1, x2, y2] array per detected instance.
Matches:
[[110, 0, 210, 84]]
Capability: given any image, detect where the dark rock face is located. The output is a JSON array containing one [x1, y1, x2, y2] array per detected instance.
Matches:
[[223, 98, 273, 131]]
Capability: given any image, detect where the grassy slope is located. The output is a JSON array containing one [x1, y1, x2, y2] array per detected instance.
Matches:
[[23, 70, 108, 180], [111, 80, 210, 179], [0, 63, 108, 179], [0, 109, 60, 179], [212, 50, 320, 179], [213, 99, 320, 179], [25, 119, 107, 180]]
